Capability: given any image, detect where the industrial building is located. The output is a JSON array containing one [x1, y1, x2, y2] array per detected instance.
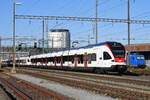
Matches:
[[125, 43, 150, 67], [48, 29, 70, 49]]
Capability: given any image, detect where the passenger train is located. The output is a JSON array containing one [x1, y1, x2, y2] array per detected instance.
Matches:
[[4, 41, 127, 74]]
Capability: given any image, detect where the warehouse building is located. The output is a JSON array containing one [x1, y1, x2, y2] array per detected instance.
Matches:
[[125, 43, 150, 66]]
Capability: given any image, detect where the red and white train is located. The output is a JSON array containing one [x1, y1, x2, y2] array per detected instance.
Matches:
[[5, 41, 127, 73]]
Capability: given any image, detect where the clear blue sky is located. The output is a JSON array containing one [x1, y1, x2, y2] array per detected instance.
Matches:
[[1, 0, 150, 47]]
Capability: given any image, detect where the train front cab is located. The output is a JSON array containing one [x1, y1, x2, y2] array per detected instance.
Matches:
[[100, 51, 126, 73], [102, 42, 127, 73]]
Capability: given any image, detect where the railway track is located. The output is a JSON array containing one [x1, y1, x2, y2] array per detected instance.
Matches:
[[16, 67, 150, 87], [34, 71, 150, 94], [0, 72, 67, 100], [5, 67, 150, 100]]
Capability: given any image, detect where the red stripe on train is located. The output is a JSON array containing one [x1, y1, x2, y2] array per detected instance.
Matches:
[[114, 58, 125, 63]]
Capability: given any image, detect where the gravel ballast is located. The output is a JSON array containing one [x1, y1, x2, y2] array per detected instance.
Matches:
[[12, 74, 115, 100]]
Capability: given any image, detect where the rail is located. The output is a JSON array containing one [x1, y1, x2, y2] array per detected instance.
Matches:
[[0, 73, 67, 100]]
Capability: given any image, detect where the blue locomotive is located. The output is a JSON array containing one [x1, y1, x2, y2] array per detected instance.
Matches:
[[130, 55, 146, 68]]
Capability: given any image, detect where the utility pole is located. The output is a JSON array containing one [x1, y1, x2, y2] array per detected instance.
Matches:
[[46, 20, 49, 48], [96, 0, 98, 44], [42, 19, 44, 53], [127, 0, 131, 67]]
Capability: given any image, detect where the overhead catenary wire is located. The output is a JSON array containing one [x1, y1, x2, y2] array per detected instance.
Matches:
[[18, 0, 41, 14], [101, 0, 126, 16], [52, 0, 78, 15], [51, 0, 100, 29], [132, 11, 150, 19], [75, 0, 111, 16], [50, 0, 130, 40]]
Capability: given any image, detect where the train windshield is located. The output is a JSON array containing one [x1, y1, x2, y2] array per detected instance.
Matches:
[[137, 56, 145, 60], [140, 56, 145, 60], [137, 56, 141, 60], [107, 42, 125, 58]]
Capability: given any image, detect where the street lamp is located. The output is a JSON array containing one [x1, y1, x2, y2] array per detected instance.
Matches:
[[11, 2, 22, 73]]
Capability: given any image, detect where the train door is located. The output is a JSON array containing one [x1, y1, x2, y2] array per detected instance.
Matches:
[[32, 59, 34, 65], [45, 57, 47, 66], [74, 54, 78, 67], [41, 58, 43, 66], [84, 53, 88, 67], [60, 56, 63, 66]]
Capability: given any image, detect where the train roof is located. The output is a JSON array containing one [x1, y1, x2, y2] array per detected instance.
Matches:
[[31, 41, 121, 57]]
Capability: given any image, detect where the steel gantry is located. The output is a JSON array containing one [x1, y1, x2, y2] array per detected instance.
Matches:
[[15, 15, 150, 24]]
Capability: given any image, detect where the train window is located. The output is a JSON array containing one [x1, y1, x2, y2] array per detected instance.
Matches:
[[78, 55, 83, 64], [88, 54, 92, 64], [141, 57, 144, 60], [71, 56, 74, 62], [36, 58, 38, 62], [137, 57, 140, 60], [34, 59, 37, 63], [40, 58, 42, 62], [103, 52, 112, 60], [91, 53, 96, 61], [23, 60, 26, 63], [107, 42, 125, 58], [59, 57, 61, 63], [67, 55, 73, 62], [57, 57, 61, 63], [66, 56, 69, 61], [71, 56, 74, 63], [37, 58, 40, 62], [47, 57, 52, 62], [81, 55, 83, 64], [31, 59, 33, 62], [47, 57, 50, 62], [42, 58, 45, 62], [63, 56, 65, 63], [52, 57, 55, 63], [51, 57, 53, 62], [78, 55, 80, 64], [41, 58, 43, 63]]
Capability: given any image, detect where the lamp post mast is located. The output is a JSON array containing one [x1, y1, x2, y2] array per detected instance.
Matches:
[[11, 2, 21, 73], [11, 2, 16, 73]]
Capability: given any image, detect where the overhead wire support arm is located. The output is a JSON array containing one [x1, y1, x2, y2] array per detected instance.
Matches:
[[15, 15, 150, 24]]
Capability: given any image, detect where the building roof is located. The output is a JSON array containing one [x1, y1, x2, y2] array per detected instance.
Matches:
[[125, 43, 150, 52]]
